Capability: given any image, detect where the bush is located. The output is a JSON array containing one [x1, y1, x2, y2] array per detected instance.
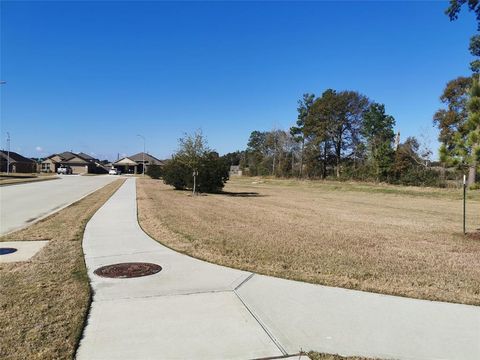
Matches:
[[196, 152, 229, 192], [146, 164, 163, 179], [394, 167, 444, 187], [162, 152, 229, 193], [161, 159, 190, 190]]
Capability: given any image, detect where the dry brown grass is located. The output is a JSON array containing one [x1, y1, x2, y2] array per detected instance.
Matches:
[[0, 176, 59, 185], [137, 177, 480, 305], [0, 179, 124, 360], [308, 351, 375, 360]]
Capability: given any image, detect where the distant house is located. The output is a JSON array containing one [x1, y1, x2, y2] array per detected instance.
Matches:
[[112, 152, 163, 174], [41, 151, 108, 174], [229, 165, 242, 176], [0, 150, 37, 173]]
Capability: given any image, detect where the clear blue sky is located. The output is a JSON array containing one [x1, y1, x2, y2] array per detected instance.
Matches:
[[0, 1, 476, 160]]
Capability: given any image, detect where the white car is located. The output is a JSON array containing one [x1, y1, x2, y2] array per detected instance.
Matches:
[[109, 168, 121, 175], [57, 165, 72, 175]]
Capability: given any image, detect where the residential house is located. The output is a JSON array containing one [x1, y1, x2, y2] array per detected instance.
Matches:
[[112, 152, 163, 174], [0, 150, 37, 173], [41, 151, 108, 174], [229, 165, 242, 176]]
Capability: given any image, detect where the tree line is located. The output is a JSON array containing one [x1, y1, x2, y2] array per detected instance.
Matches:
[[221, 1, 480, 188], [157, 1, 480, 192], [223, 90, 441, 186]]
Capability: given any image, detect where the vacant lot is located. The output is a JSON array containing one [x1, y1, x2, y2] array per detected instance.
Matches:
[[0, 179, 124, 360], [138, 177, 480, 305]]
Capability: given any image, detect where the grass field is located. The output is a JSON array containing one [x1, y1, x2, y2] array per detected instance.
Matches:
[[137, 177, 480, 305], [0, 173, 58, 186], [0, 179, 124, 360]]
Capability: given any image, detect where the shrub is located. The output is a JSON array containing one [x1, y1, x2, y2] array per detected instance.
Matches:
[[161, 159, 190, 190], [162, 153, 229, 193], [196, 152, 229, 193], [146, 164, 162, 179]]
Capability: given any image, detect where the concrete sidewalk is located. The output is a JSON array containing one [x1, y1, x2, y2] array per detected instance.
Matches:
[[77, 178, 480, 360]]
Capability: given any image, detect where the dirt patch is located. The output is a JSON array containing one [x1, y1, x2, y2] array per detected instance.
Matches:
[[0, 179, 124, 360], [137, 177, 480, 305]]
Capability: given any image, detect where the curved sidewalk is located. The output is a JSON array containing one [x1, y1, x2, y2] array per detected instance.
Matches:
[[77, 178, 480, 360]]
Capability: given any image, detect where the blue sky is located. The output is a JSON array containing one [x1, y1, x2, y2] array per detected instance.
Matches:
[[0, 1, 476, 160]]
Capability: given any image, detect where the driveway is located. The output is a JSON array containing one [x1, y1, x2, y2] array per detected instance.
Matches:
[[0, 175, 119, 235], [77, 178, 480, 360]]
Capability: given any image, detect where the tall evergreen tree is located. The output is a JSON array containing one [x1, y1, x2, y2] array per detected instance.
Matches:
[[465, 77, 480, 183], [290, 93, 315, 178], [362, 103, 396, 181]]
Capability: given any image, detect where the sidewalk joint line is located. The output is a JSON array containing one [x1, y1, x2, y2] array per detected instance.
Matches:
[[234, 272, 255, 291], [234, 290, 288, 356]]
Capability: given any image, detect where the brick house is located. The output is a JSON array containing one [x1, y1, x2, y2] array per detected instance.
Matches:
[[41, 151, 108, 174], [0, 150, 37, 173], [112, 152, 163, 174]]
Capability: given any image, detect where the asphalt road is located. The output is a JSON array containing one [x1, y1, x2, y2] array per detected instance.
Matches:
[[0, 175, 119, 235]]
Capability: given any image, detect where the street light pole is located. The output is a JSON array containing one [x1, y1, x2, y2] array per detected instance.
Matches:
[[1, 81, 7, 174], [137, 134, 145, 176]]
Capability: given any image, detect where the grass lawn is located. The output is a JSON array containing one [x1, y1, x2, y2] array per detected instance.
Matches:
[[137, 177, 480, 305], [0, 173, 59, 186], [0, 179, 124, 360]]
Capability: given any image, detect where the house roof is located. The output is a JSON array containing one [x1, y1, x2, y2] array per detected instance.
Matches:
[[128, 152, 163, 165], [65, 156, 89, 164], [57, 151, 77, 160], [44, 151, 93, 163], [78, 152, 96, 161], [113, 157, 138, 166], [0, 150, 36, 164]]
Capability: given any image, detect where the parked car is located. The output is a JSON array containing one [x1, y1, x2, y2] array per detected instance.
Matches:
[[57, 165, 72, 175], [109, 168, 121, 175]]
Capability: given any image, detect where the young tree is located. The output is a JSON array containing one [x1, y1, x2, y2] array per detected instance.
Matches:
[[177, 130, 209, 194], [362, 103, 396, 181], [163, 131, 229, 193]]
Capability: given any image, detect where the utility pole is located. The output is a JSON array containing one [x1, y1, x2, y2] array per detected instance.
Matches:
[[137, 134, 146, 176], [1, 81, 8, 174], [6, 132, 10, 174]]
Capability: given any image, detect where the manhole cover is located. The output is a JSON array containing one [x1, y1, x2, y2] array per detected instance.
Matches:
[[0, 248, 18, 255], [94, 262, 162, 278]]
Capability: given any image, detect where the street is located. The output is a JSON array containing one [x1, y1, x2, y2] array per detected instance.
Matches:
[[0, 175, 118, 235]]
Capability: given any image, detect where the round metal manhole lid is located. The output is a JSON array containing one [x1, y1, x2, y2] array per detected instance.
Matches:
[[0, 248, 18, 255], [94, 262, 162, 278]]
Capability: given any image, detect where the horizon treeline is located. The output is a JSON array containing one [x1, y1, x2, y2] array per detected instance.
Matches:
[[222, 89, 463, 187]]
